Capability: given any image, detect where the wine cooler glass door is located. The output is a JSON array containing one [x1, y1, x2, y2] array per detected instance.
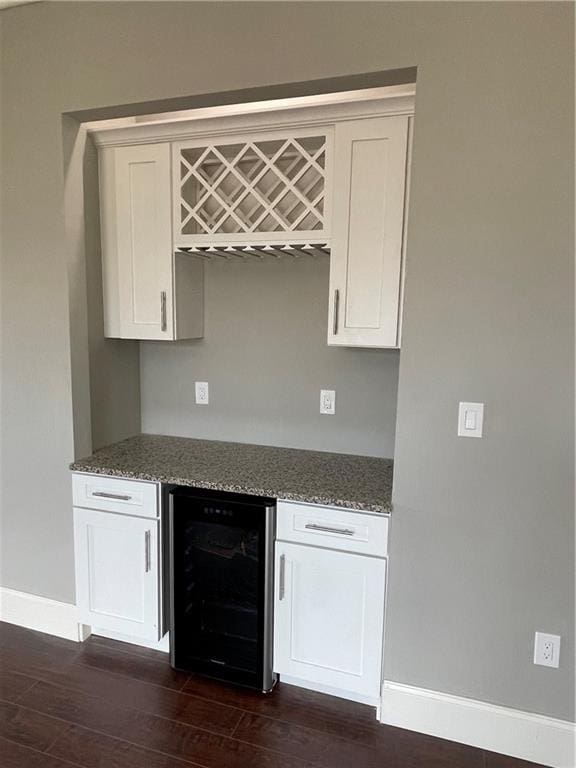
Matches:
[[170, 489, 274, 691]]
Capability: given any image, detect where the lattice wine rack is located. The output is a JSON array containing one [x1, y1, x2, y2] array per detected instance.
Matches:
[[174, 130, 332, 251]]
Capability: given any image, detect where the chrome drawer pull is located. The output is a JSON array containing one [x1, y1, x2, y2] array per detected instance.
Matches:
[[144, 530, 151, 573], [279, 554, 285, 601], [92, 491, 132, 501], [305, 523, 355, 536]]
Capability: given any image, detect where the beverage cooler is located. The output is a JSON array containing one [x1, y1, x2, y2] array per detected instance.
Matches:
[[169, 486, 276, 692]]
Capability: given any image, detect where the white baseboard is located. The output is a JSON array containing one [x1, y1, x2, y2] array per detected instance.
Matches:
[[0, 587, 86, 642], [381, 680, 575, 768]]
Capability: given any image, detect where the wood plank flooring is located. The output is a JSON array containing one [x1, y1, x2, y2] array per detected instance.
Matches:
[[0, 622, 545, 768]]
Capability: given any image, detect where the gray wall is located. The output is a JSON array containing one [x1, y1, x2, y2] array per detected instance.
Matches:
[[141, 258, 399, 457], [0, 2, 573, 722], [83, 134, 141, 451], [387, 7, 575, 721]]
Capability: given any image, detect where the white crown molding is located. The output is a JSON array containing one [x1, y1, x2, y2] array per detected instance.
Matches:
[[381, 680, 575, 768], [89, 91, 415, 148]]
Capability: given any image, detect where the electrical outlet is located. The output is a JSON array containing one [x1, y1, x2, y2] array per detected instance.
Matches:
[[195, 381, 209, 405], [534, 632, 561, 668], [320, 389, 336, 415]]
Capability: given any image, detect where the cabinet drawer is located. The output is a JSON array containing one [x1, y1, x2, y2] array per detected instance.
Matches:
[[72, 473, 158, 518], [276, 500, 388, 557]]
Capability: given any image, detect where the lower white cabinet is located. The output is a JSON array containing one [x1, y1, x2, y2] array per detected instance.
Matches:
[[72, 470, 388, 702], [273, 540, 386, 704], [74, 507, 162, 642]]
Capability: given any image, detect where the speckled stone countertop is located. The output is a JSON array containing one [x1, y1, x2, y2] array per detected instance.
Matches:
[[70, 434, 393, 513]]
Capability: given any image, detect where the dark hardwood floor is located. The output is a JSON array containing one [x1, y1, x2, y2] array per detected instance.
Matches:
[[0, 622, 545, 768]]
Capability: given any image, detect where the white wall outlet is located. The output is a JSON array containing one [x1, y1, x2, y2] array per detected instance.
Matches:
[[534, 632, 561, 668], [457, 402, 484, 438], [320, 389, 336, 415], [195, 381, 209, 405]]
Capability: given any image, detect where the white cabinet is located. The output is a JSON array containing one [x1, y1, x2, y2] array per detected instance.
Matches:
[[274, 542, 386, 704], [99, 143, 203, 340], [276, 499, 388, 557], [274, 501, 388, 705], [93, 98, 413, 346], [328, 116, 409, 348], [73, 474, 163, 644], [72, 473, 159, 518], [74, 508, 160, 641]]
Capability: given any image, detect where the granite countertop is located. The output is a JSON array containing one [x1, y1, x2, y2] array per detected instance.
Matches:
[[70, 434, 393, 514]]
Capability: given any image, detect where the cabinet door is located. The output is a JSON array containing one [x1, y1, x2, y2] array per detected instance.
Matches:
[[274, 542, 386, 700], [74, 508, 160, 641], [328, 116, 409, 348], [100, 143, 174, 340]]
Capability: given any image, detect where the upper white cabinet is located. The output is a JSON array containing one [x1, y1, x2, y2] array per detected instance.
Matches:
[[93, 92, 413, 344], [328, 116, 409, 348], [99, 143, 203, 340], [172, 127, 332, 246]]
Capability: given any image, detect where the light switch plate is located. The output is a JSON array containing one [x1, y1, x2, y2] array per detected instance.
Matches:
[[458, 402, 484, 438], [195, 381, 209, 405], [320, 389, 336, 415]]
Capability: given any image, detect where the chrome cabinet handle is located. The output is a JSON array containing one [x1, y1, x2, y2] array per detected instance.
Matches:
[[279, 554, 285, 601], [92, 491, 132, 501], [333, 289, 340, 335], [160, 291, 167, 332], [145, 530, 151, 573], [305, 523, 355, 536]]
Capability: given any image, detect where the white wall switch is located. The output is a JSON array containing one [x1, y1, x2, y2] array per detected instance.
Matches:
[[534, 632, 561, 668], [195, 381, 209, 405], [320, 389, 336, 415], [457, 402, 484, 438]]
